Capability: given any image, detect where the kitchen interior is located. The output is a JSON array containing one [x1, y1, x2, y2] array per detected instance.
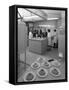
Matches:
[[17, 8, 65, 82]]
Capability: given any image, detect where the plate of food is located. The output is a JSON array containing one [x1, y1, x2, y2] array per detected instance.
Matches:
[[51, 60, 61, 67], [48, 59, 61, 67], [42, 60, 51, 68], [50, 67, 61, 77], [37, 67, 48, 78], [31, 61, 40, 70], [37, 57, 45, 64], [23, 71, 36, 82]]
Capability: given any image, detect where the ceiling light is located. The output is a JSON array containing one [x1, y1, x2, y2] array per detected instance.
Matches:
[[47, 18, 59, 20]]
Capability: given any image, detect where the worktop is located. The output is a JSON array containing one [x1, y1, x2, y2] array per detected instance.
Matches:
[[29, 38, 48, 54]]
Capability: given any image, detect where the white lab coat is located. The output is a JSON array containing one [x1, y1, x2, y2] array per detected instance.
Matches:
[[29, 32, 33, 39], [48, 32, 51, 46], [53, 32, 57, 43]]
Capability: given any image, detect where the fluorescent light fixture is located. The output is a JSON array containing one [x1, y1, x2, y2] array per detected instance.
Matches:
[[47, 18, 59, 20], [23, 16, 43, 21], [23, 17, 59, 21], [39, 25, 55, 27]]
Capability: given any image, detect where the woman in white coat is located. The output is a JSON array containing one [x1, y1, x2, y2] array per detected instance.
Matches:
[[48, 29, 51, 46]]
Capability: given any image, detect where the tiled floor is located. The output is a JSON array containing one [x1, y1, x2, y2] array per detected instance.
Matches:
[[18, 47, 65, 82], [26, 47, 59, 65]]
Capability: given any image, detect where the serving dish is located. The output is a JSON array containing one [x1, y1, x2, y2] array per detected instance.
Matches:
[[50, 67, 61, 77], [23, 71, 36, 82], [37, 67, 48, 78], [31, 61, 40, 70]]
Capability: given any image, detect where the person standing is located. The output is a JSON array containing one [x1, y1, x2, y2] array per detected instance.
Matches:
[[48, 29, 51, 46], [53, 29, 57, 48], [29, 30, 33, 39]]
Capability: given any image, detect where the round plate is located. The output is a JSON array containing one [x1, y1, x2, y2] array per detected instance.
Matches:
[[37, 67, 48, 78], [37, 57, 45, 64], [31, 61, 40, 70], [42, 60, 51, 68], [50, 67, 61, 77], [23, 71, 36, 82], [51, 60, 61, 67]]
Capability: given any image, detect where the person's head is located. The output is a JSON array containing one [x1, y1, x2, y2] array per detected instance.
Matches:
[[54, 29, 56, 32], [48, 29, 50, 32]]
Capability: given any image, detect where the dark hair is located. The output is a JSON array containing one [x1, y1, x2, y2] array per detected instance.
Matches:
[[48, 29, 50, 32], [54, 29, 56, 32]]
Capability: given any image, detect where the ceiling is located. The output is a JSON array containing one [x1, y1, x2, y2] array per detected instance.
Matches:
[[18, 8, 64, 22]]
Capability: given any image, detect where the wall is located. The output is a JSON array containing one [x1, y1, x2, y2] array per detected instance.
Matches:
[[56, 11, 65, 59], [18, 21, 27, 54], [34, 20, 57, 27]]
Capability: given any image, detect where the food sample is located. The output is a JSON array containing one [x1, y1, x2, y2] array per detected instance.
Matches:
[[51, 60, 61, 67], [50, 67, 61, 77], [31, 61, 40, 70], [23, 71, 36, 82], [37, 57, 45, 64], [37, 67, 48, 78], [42, 61, 51, 68]]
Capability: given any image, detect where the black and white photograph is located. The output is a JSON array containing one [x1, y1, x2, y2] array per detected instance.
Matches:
[[0, 0, 69, 89], [17, 7, 67, 83]]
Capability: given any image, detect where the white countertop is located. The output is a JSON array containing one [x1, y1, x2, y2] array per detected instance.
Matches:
[[29, 37, 47, 41]]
